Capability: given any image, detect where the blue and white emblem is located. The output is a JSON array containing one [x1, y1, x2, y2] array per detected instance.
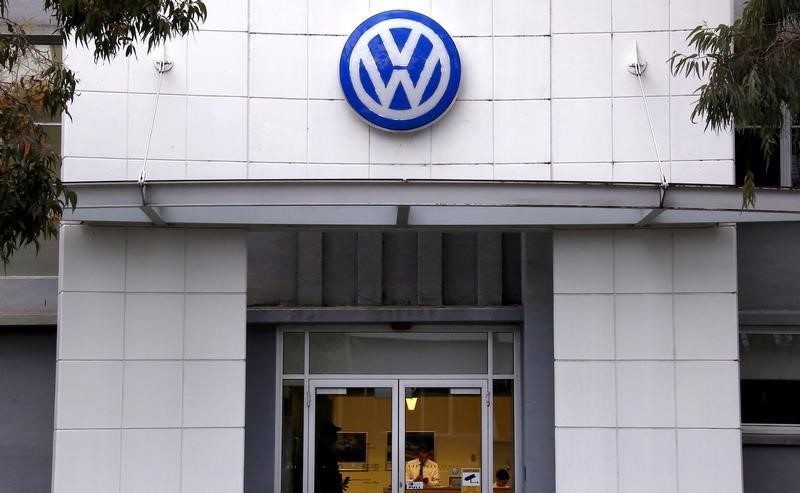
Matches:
[[339, 10, 461, 132]]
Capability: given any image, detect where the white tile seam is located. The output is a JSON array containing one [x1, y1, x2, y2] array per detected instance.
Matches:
[[549, 0, 554, 181], [490, 0, 495, 179], [670, 228, 681, 492], [305, 0, 311, 179], [117, 228, 129, 493], [246, 19, 251, 179]]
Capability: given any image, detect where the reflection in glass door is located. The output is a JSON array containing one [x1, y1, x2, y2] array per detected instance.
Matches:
[[310, 381, 397, 493]]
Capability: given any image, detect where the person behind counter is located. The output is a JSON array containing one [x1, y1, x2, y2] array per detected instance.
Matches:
[[405, 445, 440, 487], [494, 468, 510, 488]]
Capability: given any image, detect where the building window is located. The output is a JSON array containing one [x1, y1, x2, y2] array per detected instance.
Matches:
[[735, 111, 800, 188], [740, 330, 800, 425]]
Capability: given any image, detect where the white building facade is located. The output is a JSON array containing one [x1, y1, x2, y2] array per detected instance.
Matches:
[[8, 0, 800, 492]]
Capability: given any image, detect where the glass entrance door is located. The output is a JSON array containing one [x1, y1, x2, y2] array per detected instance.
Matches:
[[309, 379, 488, 493]]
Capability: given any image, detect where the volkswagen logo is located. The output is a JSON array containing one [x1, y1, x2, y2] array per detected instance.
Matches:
[[339, 10, 461, 132]]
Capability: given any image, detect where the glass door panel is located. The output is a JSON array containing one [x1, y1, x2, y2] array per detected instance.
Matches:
[[401, 381, 487, 492], [311, 381, 397, 493]]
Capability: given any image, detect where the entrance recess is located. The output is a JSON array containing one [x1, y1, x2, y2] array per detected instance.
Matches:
[[277, 326, 519, 493], [310, 379, 488, 493]]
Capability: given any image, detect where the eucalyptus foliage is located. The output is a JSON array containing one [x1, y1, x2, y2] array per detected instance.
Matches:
[[0, 0, 206, 265], [670, 0, 800, 207]]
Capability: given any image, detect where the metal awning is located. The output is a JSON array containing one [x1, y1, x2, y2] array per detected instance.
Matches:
[[62, 180, 800, 227]]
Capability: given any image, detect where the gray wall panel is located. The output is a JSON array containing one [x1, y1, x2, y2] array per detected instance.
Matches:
[[323, 233, 358, 306], [248, 232, 297, 306], [384, 232, 418, 305], [738, 223, 800, 312], [442, 233, 478, 305], [0, 327, 55, 493], [357, 233, 383, 305], [743, 445, 800, 493], [297, 232, 324, 306], [244, 327, 277, 493], [417, 232, 442, 306]]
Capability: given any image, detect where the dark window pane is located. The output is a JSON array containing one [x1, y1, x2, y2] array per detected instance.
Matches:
[[740, 333, 800, 424], [736, 129, 780, 186], [741, 380, 800, 424]]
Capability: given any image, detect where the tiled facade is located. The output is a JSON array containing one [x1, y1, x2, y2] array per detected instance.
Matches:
[[553, 227, 741, 493], [54, 226, 247, 493], [62, 0, 733, 183]]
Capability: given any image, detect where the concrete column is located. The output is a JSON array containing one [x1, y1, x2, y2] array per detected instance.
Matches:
[[552, 226, 741, 493], [53, 225, 247, 493]]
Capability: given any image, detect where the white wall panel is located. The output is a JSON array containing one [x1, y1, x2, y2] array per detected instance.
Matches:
[[551, 0, 612, 33], [553, 294, 615, 360], [308, 0, 369, 35], [554, 361, 617, 427], [127, 94, 188, 160], [63, 92, 127, 159], [670, 0, 734, 30], [186, 96, 248, 161], [612, 97, 670, 162], [431, 101, 493, 164], [616, 361, 676, 427], [431, 0, 493, 36], [494, 100, 550, 163], [187, 31, 248, 96], [677, 430, 743, 493], [53, 430, 122, 493], [308, 100, 370, 163], [250, 0, 306, 34], [249, 34, 307, 99], [58, 292, 125, 360], [182, 361, 246, 428], [124, 293, 185, 360], [617, 429, 677, 493], [614, 294, 674, 360], [555, 428, 618, 493], [369, 127, 432, 165], [494, 0, 549, 35], [122, 361, 183, 428], [200, 0, 248, 32], [56, 361, 123, 429], [456, 37, 493, 100], [181, 428, 245, 493], [493, 36, 550, 100], [552, 34, 612, 98], [552, 99, 613, 163], [249, 98, 308, 163], [120, 429, 182, 493], [612, 0, 670, 32]]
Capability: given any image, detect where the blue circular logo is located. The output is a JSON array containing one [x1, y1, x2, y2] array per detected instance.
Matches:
[[339, 10, 461, 132]]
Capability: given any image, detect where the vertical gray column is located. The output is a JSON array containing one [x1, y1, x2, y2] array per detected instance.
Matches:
[[477, 233, 502, 305], [521, 231, 555, 493], [357, 233, 383, 305], [297, 232, 323, 306], [417, 232, 443, 306]]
